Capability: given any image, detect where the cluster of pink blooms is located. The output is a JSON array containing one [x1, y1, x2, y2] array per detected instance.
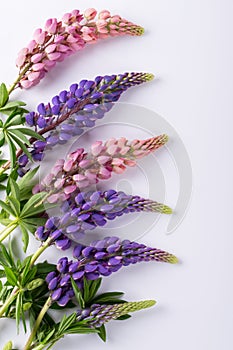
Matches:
[[33, 134, 168, 203], [15, 8, 144, 89]]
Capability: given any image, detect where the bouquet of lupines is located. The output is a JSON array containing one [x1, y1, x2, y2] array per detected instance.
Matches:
[[0, 7, 178, 350]]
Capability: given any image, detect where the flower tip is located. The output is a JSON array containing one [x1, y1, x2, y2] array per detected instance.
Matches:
[[169, 255, 179, 264], [145, 73, 155, 81], [162, 205, 173, 214], [141, 299, 156, 310], [159, 134, 169, 145], [136, 26, 145, 36]]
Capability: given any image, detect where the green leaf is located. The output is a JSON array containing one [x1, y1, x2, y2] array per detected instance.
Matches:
[[0, 131, 5, 147], [3, 266, 18, 286], [97, 324, 106, 342], [0, 200, 16, 216], [41, 329, 56, 345], [87, 278, 102, 302], [0, 83, 9, 107], [92, 292, 125, 304], [8, 129, 31, 146], [8, 133, 33, 161], [58, 312, 77, 335], [4, 111, 23, 127], [65, 325, 98, 335], [35, 261, 56, 279], [8, 196, 20, 216], [71, 278, 85, 309], [8, 178, 20, 199], [0, 173, 8, 182], [117, 314, 132, 321], [0, 100, 26, 111], [0, 269, 5, 278], [20, 192, 47, 217], [0, 184, 6, 191], [0, 159, 7, 166], [18, 166, 39, 190], [20, 223, 29, 253], [17, 127, 45, 141], [16, 293, 21, 333], [0, 243, 15, 267], [0, 218, 11, 226], [5, 134, 16, 168]]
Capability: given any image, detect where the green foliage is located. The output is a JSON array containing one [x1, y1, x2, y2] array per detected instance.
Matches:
[[0, 99, 44, 169]]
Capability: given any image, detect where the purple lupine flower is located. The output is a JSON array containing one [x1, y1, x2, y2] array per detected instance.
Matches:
[[45, 236, 177, 306], [76, 300, 156, 328], [18, 72, 154, 173], [15, 9, 144, 90], [33, 134, 168, 202], [35, 190, 172, 244]]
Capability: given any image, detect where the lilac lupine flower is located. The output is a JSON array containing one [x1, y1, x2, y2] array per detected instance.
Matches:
[[76, 300, 156, 328], [15, 9, 144, 89], [33, 134, 168, 202], [18, 72, 154, 174], [45, 236, 177, 306], [35, 190, 172, 244]]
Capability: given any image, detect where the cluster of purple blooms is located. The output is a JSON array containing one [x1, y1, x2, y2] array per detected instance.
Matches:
[[45, 236, 177, 306], [35, 189, 171, 247], [18, 72, 153, 175]]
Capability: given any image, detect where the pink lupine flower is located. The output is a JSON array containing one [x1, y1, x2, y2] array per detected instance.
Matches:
[[13, 9, 144, 91], [33, 135, 168, 203]]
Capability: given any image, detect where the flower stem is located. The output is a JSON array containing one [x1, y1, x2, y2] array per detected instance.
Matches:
[[0, 221, 18, 242], [0, 286, 20, 317], [8, 63, 32, 95], [23, 297, 52, 350], [30, 238, 53, 267]]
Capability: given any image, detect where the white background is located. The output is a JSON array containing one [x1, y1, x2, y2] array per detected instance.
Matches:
[[0, 0, 233, 349]]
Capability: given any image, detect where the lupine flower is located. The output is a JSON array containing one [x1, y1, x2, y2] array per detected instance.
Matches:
[[45, 236, 177, 306], [33, 134, 168, 202], [15, 9, 144, 89], [18, 72, 154, 174], [76, 300, 156, 328], [35, 189, 172, 244]]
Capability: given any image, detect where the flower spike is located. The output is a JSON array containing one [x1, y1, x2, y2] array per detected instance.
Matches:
[[13, 9, 144, 90], [35, 189, 172, 246], [45, 236, 177, 306], [33, 134, 168, 202]]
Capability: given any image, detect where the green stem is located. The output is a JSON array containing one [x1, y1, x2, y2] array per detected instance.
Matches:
[[0, 286, 20, 317], [30, 238, 53, 267], [23, 297, 52, 350], [8, 63, 32, 95], [0, 221, 18, 242]]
